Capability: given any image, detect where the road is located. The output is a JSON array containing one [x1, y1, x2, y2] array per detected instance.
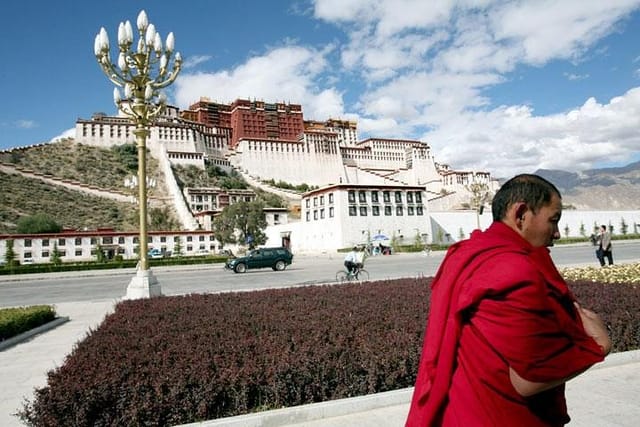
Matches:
[[1, 241, 638, 308]]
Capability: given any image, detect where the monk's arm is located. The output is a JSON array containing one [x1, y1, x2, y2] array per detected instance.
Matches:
[[509, 367, 586, 397], [510, 303, 611, 397]]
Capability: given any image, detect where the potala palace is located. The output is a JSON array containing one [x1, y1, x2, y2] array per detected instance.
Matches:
[[2, 97, 638, 263], [72, 97, 502, 252]]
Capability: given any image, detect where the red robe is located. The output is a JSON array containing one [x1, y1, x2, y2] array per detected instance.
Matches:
[[406, 222, 605, 426]]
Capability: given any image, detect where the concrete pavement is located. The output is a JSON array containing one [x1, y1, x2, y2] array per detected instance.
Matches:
[[2, 298, 639, 427]]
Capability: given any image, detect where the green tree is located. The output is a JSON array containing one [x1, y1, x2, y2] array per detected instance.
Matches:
[[111, 144, 138, 171], [466, 182, 492, 212], [579, 222, 586, 237], [4, 239, 16, 268], [95, 244, 107, 263], [173, 237, 184, 257], [149, 206, 179, 231], [218, 170, 248, 190], [51, 242, 62, 266], [16, 213, 62, 234], [413, 231, 423, 250], [213, 200, 268, 247], [620, 217, 628, 235], [390, 231, 400, 253]]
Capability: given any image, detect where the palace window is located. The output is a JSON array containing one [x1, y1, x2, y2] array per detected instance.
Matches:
[[359, 206, 368, 216], [58, 238, 66, 246], [348, 191, 356, 203], [415, 192, 422, 203], [408, 206, 415, 215], [329, 207, 334, 217], [372, 206, 380, 216], [383, 191, 390, 203], [349, 206, 357, 216], [371, 191, 379, 203], [407, 192, 414, 203], [358, 191, 367, 203], [328, 193, 334, 204], [417, 206, 424, 215], [396, 206, 404, 216], [42, 239, 49, 247], [395, 191, 402, 203], [384, 206, 392, 216]]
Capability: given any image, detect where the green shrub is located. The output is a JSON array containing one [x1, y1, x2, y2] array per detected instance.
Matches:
[[0, 305, 56, 341]]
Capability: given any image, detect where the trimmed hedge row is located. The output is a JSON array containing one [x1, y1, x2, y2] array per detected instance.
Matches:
[[0, 256, 227, 276], [18, 277, 640, 426], [0, 305, 56, 341]]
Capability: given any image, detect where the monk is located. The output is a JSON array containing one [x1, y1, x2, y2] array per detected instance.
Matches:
[[406, 174, 612, 426]]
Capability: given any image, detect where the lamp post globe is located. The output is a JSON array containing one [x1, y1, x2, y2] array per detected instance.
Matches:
[[94, 10, 182, 299]]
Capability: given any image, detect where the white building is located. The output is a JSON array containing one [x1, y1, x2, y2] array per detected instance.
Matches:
[[0, 229, 221, 265], [263, 183, 429, 254]]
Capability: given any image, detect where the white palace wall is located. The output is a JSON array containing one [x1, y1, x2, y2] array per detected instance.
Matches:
[[430, 210, 640, 244], [236, 139, 345, 186]]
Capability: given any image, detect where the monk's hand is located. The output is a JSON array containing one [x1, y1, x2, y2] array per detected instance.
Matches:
[[574, 302, 612, 356]]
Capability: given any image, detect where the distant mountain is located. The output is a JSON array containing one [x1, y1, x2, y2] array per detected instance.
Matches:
[[534, 161, 640, 210]]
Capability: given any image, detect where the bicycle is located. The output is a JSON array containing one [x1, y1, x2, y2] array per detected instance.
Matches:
[[336, 264, 370, 283]]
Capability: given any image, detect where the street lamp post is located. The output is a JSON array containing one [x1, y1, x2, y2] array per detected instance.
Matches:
[[94, 10, 182, 299]]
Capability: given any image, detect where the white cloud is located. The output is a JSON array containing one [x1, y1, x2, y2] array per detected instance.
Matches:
[[311, 0, 640, 176], [173, 45, 344, 119], [50, 128, 75, 142], [182, 55, 212, 69], [16, 119, 37, 129], [424, 88, 640, 178], [564, 72, 590, 81]]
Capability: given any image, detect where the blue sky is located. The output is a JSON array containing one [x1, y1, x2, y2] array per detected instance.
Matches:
[[1, 0, 639, 178]]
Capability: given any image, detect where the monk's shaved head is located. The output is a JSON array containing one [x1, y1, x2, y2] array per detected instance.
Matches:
[[491, 174, 561, 222]]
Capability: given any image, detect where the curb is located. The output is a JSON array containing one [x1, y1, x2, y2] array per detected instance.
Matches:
[[0, 316, 70, 351], [176, 388, 413, 427]]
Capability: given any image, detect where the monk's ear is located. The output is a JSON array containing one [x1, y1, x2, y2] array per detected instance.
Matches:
[[514, 202, 528, 222]]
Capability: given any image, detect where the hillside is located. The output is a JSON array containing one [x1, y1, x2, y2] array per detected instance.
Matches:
[[535, 161, 640, 210], [0, 140, 287, 234], [0, 140, 176, 234]]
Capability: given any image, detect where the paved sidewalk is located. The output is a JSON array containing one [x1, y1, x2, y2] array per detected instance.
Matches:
[[0, 299, 117, 427], [2, 299, 639, 427]]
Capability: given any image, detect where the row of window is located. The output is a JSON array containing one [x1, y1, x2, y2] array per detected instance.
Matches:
[[348, 190, 422, 204], [306, 207, 335, 221], [23, 244, 215, 260], [349, 205, 424, 216], [307, 193, 335, 208], [22, 235, 215, 247], [305, 204, 424, 221], [305, 190, 424, 209]]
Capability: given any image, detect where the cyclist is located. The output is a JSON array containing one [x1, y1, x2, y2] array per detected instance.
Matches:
[[343, 246, 361, 275]]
